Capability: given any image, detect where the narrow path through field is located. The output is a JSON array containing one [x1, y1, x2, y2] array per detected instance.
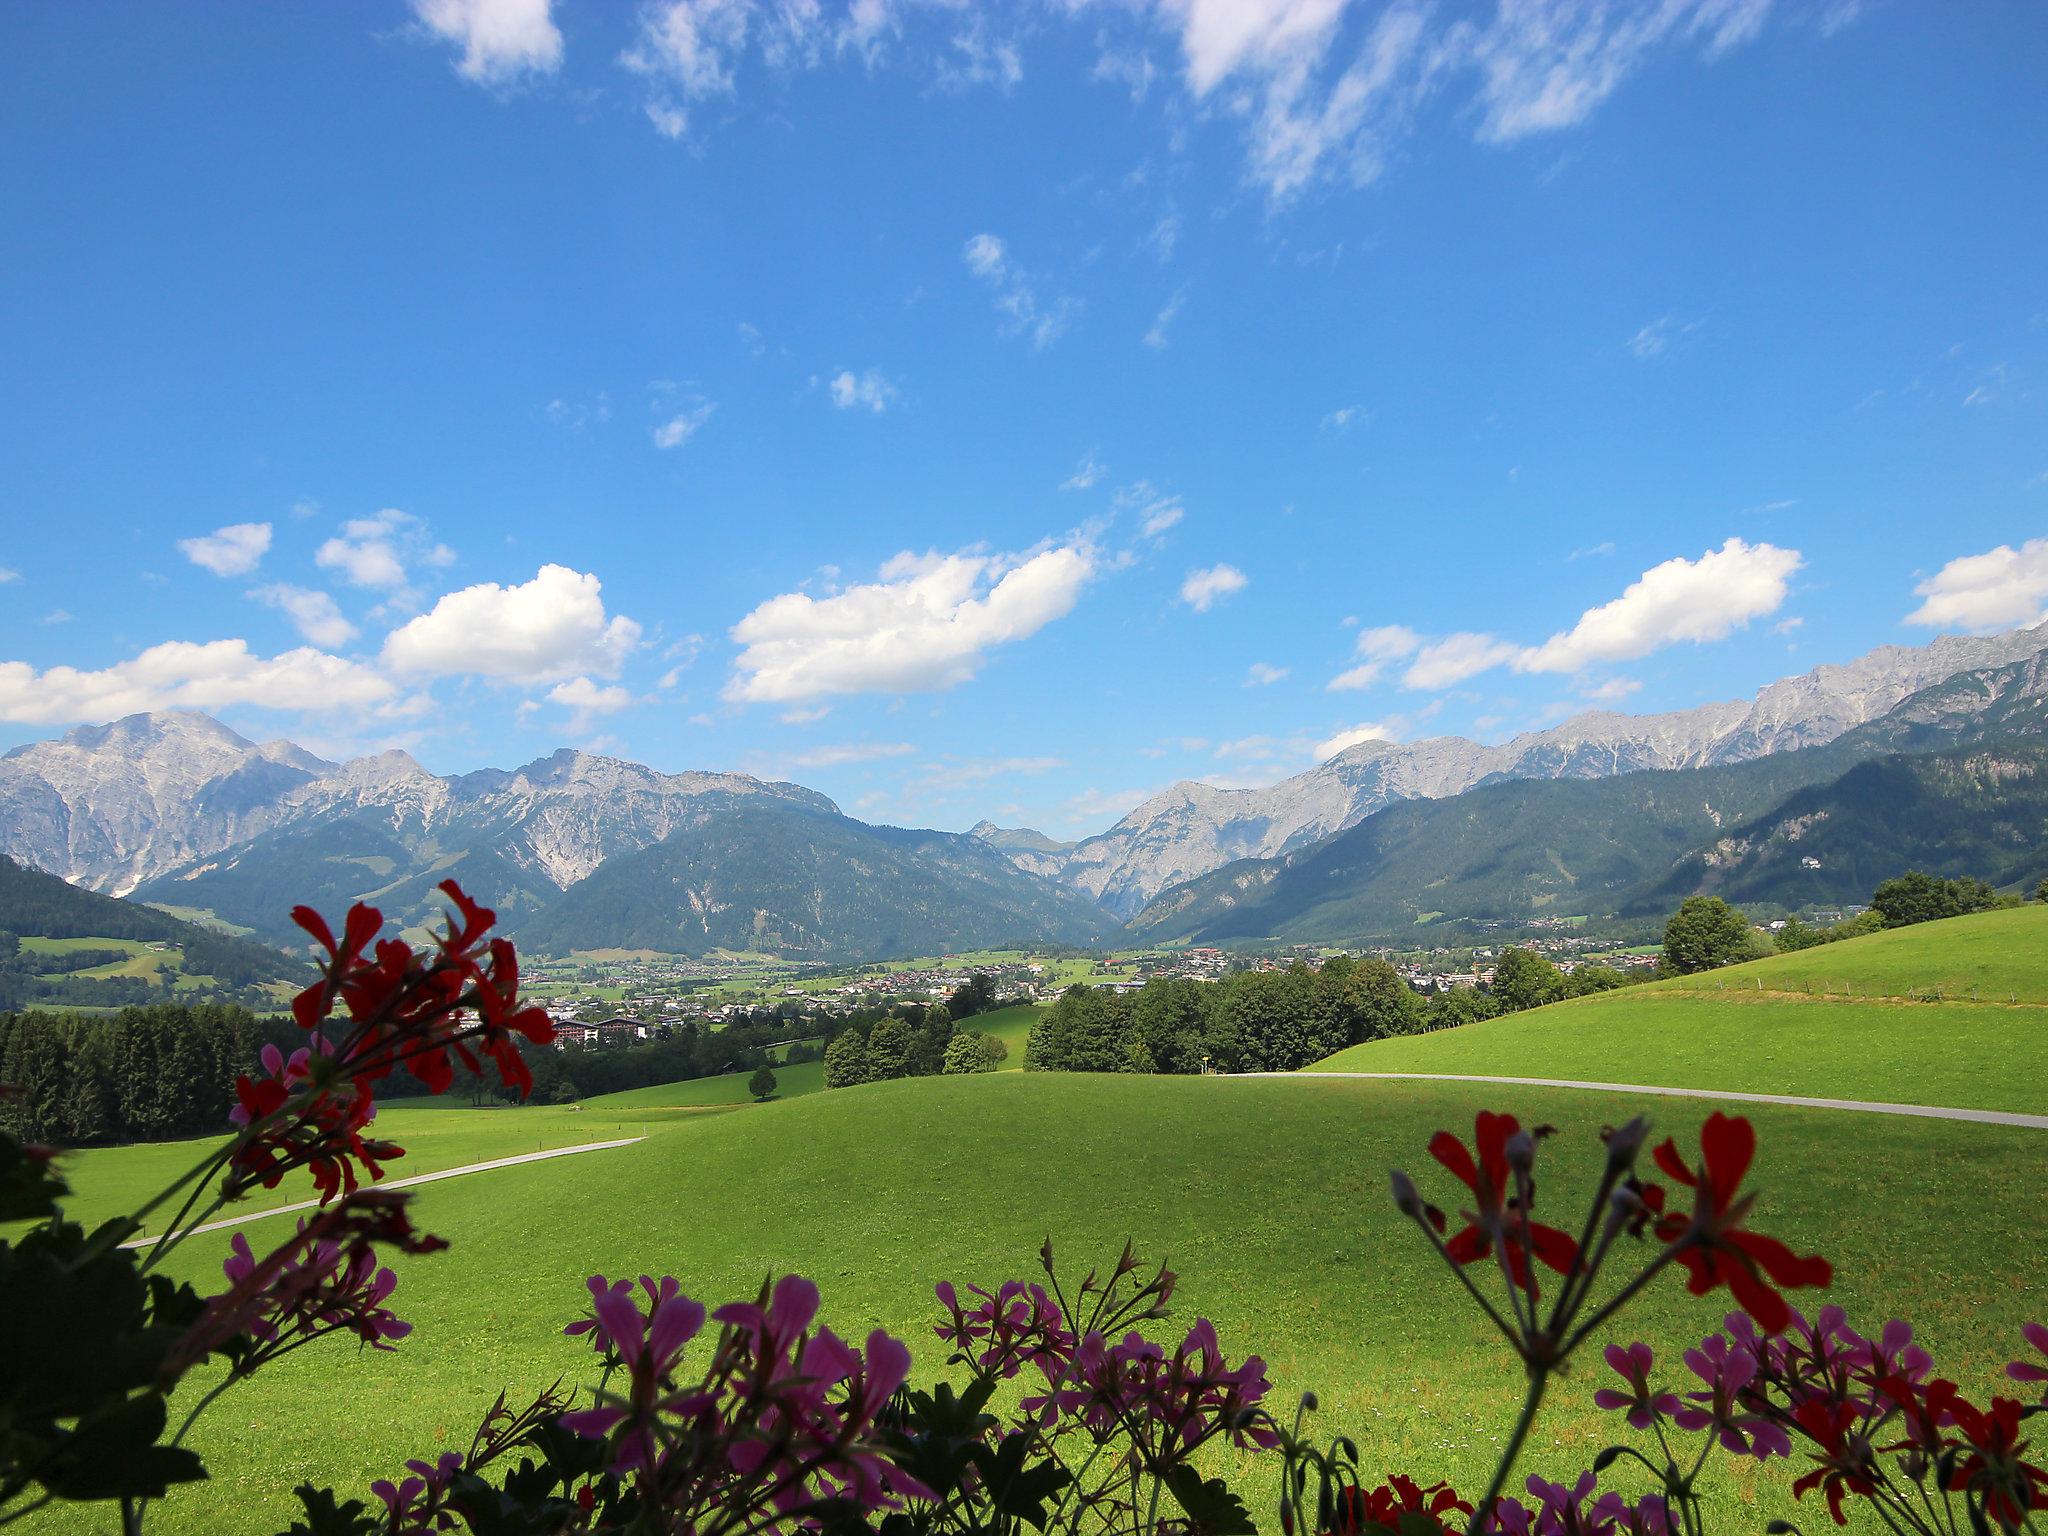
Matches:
[[1254, 1072, 2048, 1129], [118, 1137, 646, 1249]]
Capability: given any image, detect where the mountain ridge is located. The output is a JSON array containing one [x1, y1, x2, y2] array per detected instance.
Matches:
[[1006, 620, 2048, 915]]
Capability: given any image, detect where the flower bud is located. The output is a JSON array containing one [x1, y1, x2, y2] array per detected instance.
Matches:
[[1605, 1116, 1650, 1169], [1505, 1129, 1536, 1173], [1390, 1168, 1424, 1218]]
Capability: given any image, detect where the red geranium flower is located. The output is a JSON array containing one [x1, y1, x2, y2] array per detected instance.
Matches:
[[1427, 1111, 1578, 1291], [1948, 1396, 2048, 1531], [1789, 1398, 1879, 1526], [1652, 1113, 1831, 1334]]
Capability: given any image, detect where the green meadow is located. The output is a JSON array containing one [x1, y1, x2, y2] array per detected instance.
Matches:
[[31, 920, 2046, 1534], [1313, 908, 2048, 1114]]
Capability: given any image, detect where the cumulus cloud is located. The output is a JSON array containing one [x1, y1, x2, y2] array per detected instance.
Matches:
[[251, 584, 358, 648], [411, 0, 562, 82], [829, 369, 898, 412], [1518, 538, 1802, 674], [382, 564, 643, 684], [1404, 632, 1528, 689], [962, 232, 1077, 349], [726, 544, 1096, 704], [1179, 563, 1247, 612], [1386, 539, 1802, 690], [1906, 538, 2048, 633], [548, 675, 637, 732], [315, 509, 454, 591], [1327, 623, 1420, 690], [0, 640, 395, 725], [1245, 662, 1289, 687], [179, 522, 272, 578], [1315, 720, 1395, 760]]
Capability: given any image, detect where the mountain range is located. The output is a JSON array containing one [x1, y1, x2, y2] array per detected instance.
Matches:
[[977, 621, 2048, 917], [2, 621, 2046, 960], [1124, 650, 2048, 945]]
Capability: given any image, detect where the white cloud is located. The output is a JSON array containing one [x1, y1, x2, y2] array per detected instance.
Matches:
[[1568, 541, 1616, 561], [179, 522, 272, 578], [251, 584, 358, 648], [0, 568, 17, 583], [1327, 622, 1420, 689], [1143, 287, 1187, 350], [1154, 0, 1781, 200], [652, 397, 716, 448], [548, 675, 636, 732], [1518, 537, 1802, 673], [962, 232, 1077, 349], [1179, 563, 1247, 612], [1140, 499, 1184, 538], [1245, 661, 1289, 686], [0, 640, 396, 725], [1580, 677, 1642, 704], [1320, 404, 1366, 432], [1403, 632, 1527, 689], [918, 754, 1065, 788], [790, 741, 919, 769], [411, 0, 563, 82], [1315, 720, 1395, 760], [1906, 538, 2048, 633], [383, 564, 643, 684], [828, 369, 898, 412], [315, 509, 454, 591], [1627, 316, 1703, 359], [1389, 539, 1800, 689], [1060, 452, 1106, 492], [726, 543, 1096, 703]]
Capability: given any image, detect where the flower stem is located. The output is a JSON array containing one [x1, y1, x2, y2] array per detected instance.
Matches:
[[1467, 1367, 1549, 1536]]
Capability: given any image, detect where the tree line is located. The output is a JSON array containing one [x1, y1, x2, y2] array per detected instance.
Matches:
[[822, 1001, 1013, 1088]]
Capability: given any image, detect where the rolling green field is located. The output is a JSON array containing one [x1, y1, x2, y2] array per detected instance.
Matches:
[[27, 914, 2046, 1535], [1654, 905, 2048, 1002], [1313, 910, 2048, 1114], [76, 1070, 2039, 1536]]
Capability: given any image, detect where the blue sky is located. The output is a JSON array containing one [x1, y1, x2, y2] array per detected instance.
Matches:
[[1, 0, 2044, 838]]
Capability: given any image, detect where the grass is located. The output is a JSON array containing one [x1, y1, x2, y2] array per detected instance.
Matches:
[[1656, 906, 2048, 1003], [965, 1002, 1043, 1069], [37, 1064, 835, 1237], [83, 1071, 2041, 1536], [1311, 911, 2048, 1115]]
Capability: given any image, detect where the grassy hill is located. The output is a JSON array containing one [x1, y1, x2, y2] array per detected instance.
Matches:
[[81, 1070, 2038, 1536], [1310, 908, 2048, 1113], [31, 925, 2043, 1535]]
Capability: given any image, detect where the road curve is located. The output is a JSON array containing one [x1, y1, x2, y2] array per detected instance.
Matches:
[[1243, 1072, 2048, 1130], [119, 1137, 646, 1249]]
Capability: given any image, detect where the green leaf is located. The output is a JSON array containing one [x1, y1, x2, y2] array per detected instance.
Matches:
[[1164, 1463, 1258, 1536]]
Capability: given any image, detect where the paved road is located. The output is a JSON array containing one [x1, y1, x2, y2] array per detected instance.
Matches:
[[1249, 1072, 2048, 1130], [119, 1137, 646, 1249]]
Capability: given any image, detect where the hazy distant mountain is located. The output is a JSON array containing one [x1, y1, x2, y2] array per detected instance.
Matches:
[[0, 712, 333, 896], [522, 803, 1119, 958], [965, 821, 1077, 881], [998, 621, 2048, 916], [1126, 649, 2048, 945]]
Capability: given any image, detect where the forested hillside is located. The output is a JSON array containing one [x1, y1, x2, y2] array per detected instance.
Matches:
[[519, 800, 1120, 957]]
